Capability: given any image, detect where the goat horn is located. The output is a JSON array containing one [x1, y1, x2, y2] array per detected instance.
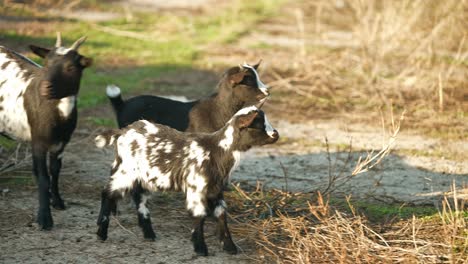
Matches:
[[255, 59, 262, 66], [70, 36, 87, 51], [55, 32, 62, 47]]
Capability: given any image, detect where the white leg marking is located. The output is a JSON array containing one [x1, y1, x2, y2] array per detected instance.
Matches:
[[214, 200, 227, 218], [138, 194, 150, 219]]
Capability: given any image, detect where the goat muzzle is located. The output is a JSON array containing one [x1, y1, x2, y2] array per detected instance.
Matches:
[[255, 97, 268, 109]]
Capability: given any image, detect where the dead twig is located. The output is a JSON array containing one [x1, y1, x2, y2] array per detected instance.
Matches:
[[111, 215, 138, 238]]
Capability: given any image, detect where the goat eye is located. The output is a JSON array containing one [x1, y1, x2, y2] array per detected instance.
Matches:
[[74, 55, 81, 62], [239, 76, 256, 87], [64, 62, 75, 73]]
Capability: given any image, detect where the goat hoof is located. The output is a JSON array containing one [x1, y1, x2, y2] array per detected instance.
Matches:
[[37, 210, 54, 230], [52, 199, 66, 210], [194, 244, 208, 256], [96, 229, 108, 241], [223, 242, 238, 255], [143, 231, 156, 241]]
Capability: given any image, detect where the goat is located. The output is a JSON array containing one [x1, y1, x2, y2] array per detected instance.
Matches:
[[107, 61, 270, 132], [0, 33, 92, 230], [95, 106, 279, 256]]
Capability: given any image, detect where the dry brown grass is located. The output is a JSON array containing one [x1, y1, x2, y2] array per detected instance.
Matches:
[[228, 187, 467, 264], [268, 0, 467, 138]]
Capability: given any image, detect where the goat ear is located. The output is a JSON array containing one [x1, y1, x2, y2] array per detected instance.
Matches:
[[236, 111, 258, 128], [226, 66, 247, 85], [228, 70, 246, 85], [29, 45, 50, 58], [79, 56, 93, 68], [253, 59, 262, 70]]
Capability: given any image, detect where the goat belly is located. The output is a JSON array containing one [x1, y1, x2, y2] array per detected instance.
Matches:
[[145, 168, 173, 190]]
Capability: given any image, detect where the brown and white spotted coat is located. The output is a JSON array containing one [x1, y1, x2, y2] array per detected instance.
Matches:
[[95, 106, 279, 256]]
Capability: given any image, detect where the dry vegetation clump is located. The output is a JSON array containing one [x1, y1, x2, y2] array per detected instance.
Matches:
[[270, 0, 467, 136], [227, 187, 467, 264]]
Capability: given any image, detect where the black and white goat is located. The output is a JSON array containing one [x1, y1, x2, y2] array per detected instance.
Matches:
[[107, 61, 270, 132], [0, 33, 92, 230], [95, 106, 279, 256]]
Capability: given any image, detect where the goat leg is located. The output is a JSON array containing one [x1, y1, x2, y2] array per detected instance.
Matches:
[[214, 198, 237, 254], [32, 143, 53, 230], [191, 216, 208, 256], [49, 148, 65, 210], [97, 189, 117, 241], [132, 183, 156, 241]]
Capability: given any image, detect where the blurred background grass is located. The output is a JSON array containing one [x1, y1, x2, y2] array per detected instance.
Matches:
[[1, 0, 466, 140]]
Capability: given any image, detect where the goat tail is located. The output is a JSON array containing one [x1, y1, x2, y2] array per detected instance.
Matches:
[[95, 130, 121, 148], [106, 84, 124, 114]]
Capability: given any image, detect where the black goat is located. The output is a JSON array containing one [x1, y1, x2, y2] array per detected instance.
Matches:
[[0, 33, 92, 230], [95, 106, 279, 256], [107, 61, 270, 132]]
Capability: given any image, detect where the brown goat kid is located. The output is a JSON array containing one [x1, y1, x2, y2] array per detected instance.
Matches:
[[0, 33, 92, 230]]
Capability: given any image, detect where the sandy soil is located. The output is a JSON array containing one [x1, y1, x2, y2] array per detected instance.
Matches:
[[235, 118, 467, 205], [0, 131, 254, 264]]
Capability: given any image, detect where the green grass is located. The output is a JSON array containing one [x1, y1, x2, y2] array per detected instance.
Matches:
[[332, 198, 439, 222], [85, 117, 116, 127], [0, 137, 18, 150], [0, 174, 34, 186], [1, 0, 284, 109]]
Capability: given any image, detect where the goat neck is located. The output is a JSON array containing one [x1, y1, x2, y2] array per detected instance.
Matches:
[[213, 81, 244, 122]]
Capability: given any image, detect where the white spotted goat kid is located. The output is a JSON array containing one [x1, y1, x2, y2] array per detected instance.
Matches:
[[95, 106, 279, 256]]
